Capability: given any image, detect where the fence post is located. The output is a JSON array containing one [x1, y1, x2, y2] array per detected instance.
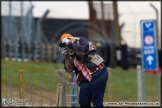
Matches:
[[8, 41, 13, 60], [19, 70, 25, 99], [40, 42, 45, 62], [137, 65, 143, 102], [52, 43, 57, 62], [77, 85, 80, 106], [47, 43, 52, 62], [56, 70, 65, 107], [107, 68, 112, 101]]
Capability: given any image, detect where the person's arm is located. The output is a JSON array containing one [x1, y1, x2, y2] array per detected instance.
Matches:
[[67, 37, 89, 54], [64, 55, 74, 73]]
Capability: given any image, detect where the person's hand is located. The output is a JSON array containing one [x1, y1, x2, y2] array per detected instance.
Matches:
[[59, 47, 68, 55]]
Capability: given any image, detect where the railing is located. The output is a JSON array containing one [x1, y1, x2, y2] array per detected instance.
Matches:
[[1, 41, 58, 63]]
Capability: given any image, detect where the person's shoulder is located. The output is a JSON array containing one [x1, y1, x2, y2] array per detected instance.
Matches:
[[79, 37, 87, 39], [79, 37, 88, 40]]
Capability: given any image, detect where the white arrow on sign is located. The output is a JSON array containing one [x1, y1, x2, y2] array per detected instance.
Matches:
[[146, 55, 154, 65]]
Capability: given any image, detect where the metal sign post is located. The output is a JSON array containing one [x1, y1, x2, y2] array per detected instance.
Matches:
[[140, 20, 160, 102]]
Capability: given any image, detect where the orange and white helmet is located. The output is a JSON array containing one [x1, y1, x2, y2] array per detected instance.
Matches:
[[60, 33, 73, 42]]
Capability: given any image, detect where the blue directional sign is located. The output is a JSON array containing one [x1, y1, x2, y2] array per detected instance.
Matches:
[[140, 20, 158, 71]]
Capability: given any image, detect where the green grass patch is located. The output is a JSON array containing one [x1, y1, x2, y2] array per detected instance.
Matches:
[[106, 67, 160, 102], [1, 59, 160, 102]]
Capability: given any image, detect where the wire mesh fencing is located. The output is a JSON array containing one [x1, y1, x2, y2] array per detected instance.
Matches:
[[1, 69, 79, 107], [2, 72, 57, 107], [1, 66, 161, 107], [1, 41, 58, 62], [105, 66, 161, 103]]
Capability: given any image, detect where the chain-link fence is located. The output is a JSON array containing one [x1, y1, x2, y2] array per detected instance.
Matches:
[[1, 69, 80, 107], [1, 1, 36, 61], [2, 73, 57, 107], [1, 67, 161, 107], [1, 1, 34, 43]]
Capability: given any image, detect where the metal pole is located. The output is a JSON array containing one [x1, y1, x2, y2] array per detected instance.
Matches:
[[140, 20, 146, 102], [154, 20, 160, 102], [8, 1, 12, 60], [21, 1, 25, 61], [40, 74, 42, 106], [14, 24, 19, 61], [9, 1, 11, 39], [137, 65, 143, 102], [14, 37, 18, 61], [9, 1, 13, 42], [71, 71, 78, 107], [26, 4, 34, 62], [10, 75, 12, 101], [30, 74, 33, 107], [73, 72, 79, 107], [150, 3, 159, 50], [63, 70, 66, 106], [33, 42, 37, 62], [4, 19, 8, 40], [21, 1, 23, 45], [48, 74, 52, 107], [142, 69, 146, 101]]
